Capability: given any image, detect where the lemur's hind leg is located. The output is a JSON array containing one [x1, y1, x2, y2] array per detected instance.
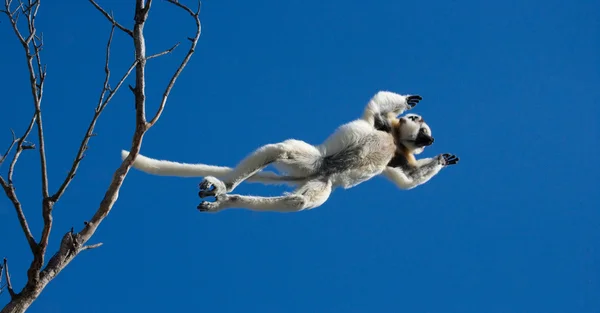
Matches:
[[198, 139, 321, 198], [198, 179, 332, 213]]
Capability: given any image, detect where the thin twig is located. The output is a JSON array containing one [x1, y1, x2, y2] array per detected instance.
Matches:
[[0, 260, 4, 295], [8, 113, 37, 184], [0, 177, 38, 252], [147, 42, 180, 60], [1, 0, 27, 45], [148, 0, 201, 127], [3, 258, 16, 299], [0, 129, 18, 166], [167, 0, 201, 16], [88, 0, 133, 37], [0, 116, 38, 254], [81, 243, 103, 250]]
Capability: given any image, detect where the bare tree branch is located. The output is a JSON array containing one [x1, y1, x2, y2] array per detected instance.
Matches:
[[4, 0, 53, 283], [39, 0, 161, 286], [4, 0, 50, 200], [147, 42, 180, 60], [1, 1, 202, 311], [0, 258, 4, 296], [51, 23, 139, 202], [81, 243, 103, 250], [7, 113, 37, 184], [2, 258, 16, 299], [0, 177, 37, 252], [0, 114, 39, 254], [88, 0, 133, 37], [0, 129, 17, 166], [167, 0, 201, 16], [1, 1, 26, 45], [148, 0, 201, 127]]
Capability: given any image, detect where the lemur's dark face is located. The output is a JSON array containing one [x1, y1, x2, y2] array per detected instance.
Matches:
[[398, 114, 434, 154]]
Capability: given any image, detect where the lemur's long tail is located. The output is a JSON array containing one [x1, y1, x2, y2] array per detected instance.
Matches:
[[121, 150, 298, 185]]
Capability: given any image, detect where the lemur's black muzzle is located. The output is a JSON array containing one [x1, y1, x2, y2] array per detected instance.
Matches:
[[414, 133, 435, 147]]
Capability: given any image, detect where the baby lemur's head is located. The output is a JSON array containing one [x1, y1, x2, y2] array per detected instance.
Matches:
[[392, 113, 434, 155]]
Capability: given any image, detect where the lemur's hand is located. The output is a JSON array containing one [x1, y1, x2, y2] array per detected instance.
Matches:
[[438, 153, 459, 166], [406, 95, 423, 109]]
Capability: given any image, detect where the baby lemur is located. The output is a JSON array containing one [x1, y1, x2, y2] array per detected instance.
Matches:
[[122, 91, 459, 213]]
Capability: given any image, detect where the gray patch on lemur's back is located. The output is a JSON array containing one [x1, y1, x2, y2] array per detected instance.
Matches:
[[318, 133, 389, 177], [319, 145, 363, 177]]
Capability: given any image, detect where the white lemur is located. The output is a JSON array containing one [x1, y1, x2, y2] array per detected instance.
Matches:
[[122, 91, 459, 213]]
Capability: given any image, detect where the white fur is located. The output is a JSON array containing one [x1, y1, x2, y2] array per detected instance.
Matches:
[[382, 158, 443, 190], [122, 150, 294, 185], [123, 91, 456, 213]]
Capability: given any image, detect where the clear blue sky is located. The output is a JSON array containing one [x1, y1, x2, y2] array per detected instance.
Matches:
[[1, 0, 599, 312]]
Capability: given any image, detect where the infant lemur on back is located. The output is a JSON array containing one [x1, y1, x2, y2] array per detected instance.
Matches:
[[122, 91, 459, 213]]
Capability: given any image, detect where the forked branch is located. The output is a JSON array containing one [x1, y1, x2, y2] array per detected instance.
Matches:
[[51, 23, 139, 202], [0, 129, 17, 166], [2, 0, 53, 283], [148, 0, 202, 127], [40, 0, 202, 283], [0, 115, 38, 254], [2, 258, 16, 299], [88, 0, 133, 37], [1, 1, 202, 311]]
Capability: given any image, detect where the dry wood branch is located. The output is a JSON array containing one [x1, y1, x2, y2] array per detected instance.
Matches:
[[88, 0, 133, 37], [1, 1, 26, 45], [81, 243, 103, 250], [0, 178, 37, 252], [2, 0, 53, 288], [2, 258, 16, 299], [6, 0, 53, 283], [7, 114, 37, 184], [54, 0, 156, 276], [147, 42, 180, 60], [1, 1, 202, 311], [0, 262, 4, 296], [0, 129, 17, 166], [73, 0, 202, 250], [3, 0, 50, 201], [51, 24, 139, 202], [148, 0, 201, 127], [0, 114, 38, 254], [167, 0, 201, 16]]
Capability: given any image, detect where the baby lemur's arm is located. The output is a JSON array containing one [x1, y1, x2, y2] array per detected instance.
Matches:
[[362, 91, 422, 127], [383, 153, 459, 190]]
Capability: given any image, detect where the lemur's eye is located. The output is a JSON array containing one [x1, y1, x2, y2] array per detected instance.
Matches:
[[409, 116, 418, 121]]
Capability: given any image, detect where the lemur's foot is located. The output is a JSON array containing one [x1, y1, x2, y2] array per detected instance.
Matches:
[[406, 95, 423, 108], [439, 153, 460, 166], [197, 195, 228, 213], [198, 176, 227, 198], [197, 201, 220, 213]]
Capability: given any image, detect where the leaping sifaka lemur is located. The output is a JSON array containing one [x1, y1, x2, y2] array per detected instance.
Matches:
[[122, 91, 459, 213]]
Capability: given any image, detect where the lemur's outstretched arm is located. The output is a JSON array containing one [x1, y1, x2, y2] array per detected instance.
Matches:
[[383, 153, 459, 190], [362, 91, 422, 127]]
